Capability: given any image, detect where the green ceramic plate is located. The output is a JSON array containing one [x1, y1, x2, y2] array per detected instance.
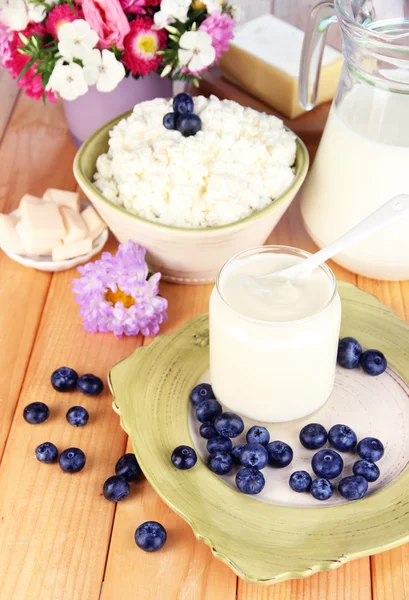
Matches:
[[109, 282, 409, 585]]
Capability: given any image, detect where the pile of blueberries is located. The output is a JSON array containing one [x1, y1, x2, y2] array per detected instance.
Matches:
[[337, 336, 387, 375], [163, 93, 202, 138]]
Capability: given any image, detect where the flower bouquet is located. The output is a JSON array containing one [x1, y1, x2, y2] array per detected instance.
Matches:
[[0, 0, 237, 102]]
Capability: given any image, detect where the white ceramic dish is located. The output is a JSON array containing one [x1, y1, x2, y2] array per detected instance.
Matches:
[[2, 203, 109, 272]]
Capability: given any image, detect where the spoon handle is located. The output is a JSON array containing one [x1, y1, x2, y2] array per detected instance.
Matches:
[[284, 194, 409, 280]]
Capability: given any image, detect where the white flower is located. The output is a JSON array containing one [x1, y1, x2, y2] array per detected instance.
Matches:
[[204, 0, 225, 14], [46, 61, 88, 101], [0, 0, 56, 30], [154, 0, 191, 28], [179, 31, 216, 73], [83, 49, 125, 93], [58, 19, 98, 61]]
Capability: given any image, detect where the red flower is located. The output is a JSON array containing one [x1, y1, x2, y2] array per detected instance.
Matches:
[[122, 17, 167, 76], [46, 4, 83, 39]]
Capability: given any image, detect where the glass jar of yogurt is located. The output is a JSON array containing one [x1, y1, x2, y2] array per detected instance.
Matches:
[[209, 246, 342, 423]]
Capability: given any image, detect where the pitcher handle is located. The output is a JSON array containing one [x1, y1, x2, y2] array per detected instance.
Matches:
[[299, 1, 337, 111]]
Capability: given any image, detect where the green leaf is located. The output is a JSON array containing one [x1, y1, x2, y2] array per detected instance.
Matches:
[[17, 57, 36, 82]]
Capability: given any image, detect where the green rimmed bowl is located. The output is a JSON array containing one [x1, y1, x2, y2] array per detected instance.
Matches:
[[109, 281, 409, 584], [73, 111, 309, 284]]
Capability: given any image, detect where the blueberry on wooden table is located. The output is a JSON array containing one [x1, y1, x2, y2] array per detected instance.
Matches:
[[77, 374, 104, 396], [135, 521, 167, 552], [59, 448, 86, 473], [51, 367, 78, 392], [115, 453, 142, 482], [66, 406, 89, 427], [35, 442, 58, 464], [103, 475, 130, 502], [23, 402, 49, 424]]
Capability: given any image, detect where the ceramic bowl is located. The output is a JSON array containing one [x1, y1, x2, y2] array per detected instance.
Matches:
[[73, 111, 309, 284]]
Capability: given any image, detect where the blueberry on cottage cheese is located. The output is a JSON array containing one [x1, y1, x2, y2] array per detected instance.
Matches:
[[176, 113, 202, 138], [240, 443, 269, 470], [214, 412, 244, 438], [23, 402, 49, 424], [311, 449, 343, 479], [190, 383, 215, 406], [51, 367, 78, 392], [266, 441, 293, 468], [59, 448, 86, 473], [328, 424, 357, 452], [337, 337, 362, 369], [115, 453, 142, 482], [196, 399, 222, 423], [103, 475, 130, 502], [299, 423, 327, 450], [246, 425, 270, 446], [163, 112, 177, 130], [338, 475, 368, 501], [77, 374, 104, 396], [359, 350, 387, 376], [171, 445, 197, 470], [199, 422, 217, 439], [207, 452, 233, 475], [207, 436, 233, 455], [357, 437, 384, 462], [230, 444, 246, 464], [135, 521, 167, 552], [289, 470, 312, 493], [236, 467, 265, 495], [35, 442, 58, 464], [310, 478, 334, 501], [353, 459, 380, 482], [172, 92, 194, 115], [66, 406, 89, 427]]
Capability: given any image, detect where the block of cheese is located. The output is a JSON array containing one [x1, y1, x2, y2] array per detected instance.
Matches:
[[0, 214, 24, 254], [81, 205, 106, 240], [61, 206, 88, 244], [16, 221, 62, 256], [52, 237, 92, 261], [218, 15, 343, 119], [20, 194, 43, 207], [44, 188, 80, 212], [20, 200, 66, 240]]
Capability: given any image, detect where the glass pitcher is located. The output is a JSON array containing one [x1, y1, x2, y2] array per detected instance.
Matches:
[[299, 0, 409, 280]]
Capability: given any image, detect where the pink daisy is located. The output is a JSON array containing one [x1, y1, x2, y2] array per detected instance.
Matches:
[[72, 241, 168, 338], [46, 4, 83, 39], [122, 16, 167, 76], [199, 11, 235, 60]]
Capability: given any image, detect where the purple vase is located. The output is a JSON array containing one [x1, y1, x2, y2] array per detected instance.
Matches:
[[64, 74, 173, 148]]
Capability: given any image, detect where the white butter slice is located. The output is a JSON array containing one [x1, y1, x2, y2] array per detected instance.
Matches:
[[81, 205, 106, 240], [44, 188, 80, 212], [16, 221, 62, 256], [20, 200, 66, 240], [52, 237, 92, 261], [20, 194, 43, 207], [61, 206, 87, 244], [0, 214, 24, 255]]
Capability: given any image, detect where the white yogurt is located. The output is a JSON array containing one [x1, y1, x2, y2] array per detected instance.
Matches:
[[209, 246, 342, 422]]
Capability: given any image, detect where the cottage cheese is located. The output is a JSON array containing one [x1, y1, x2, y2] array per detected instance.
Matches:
[[94, 95, 297, 228]]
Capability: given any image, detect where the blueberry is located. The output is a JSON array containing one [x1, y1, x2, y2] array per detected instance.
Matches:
[[359, 350, 387, 376], [199, 422, 217, 439], [289, 470, 312, 493], [230, 444, 246, 464], [171, 445, 197, 470], [135, 521, 167, 552], [115, 453, 142, 482], [214, 412, 244, 438], [311, 449, 343, 479], [299, 423, 327, 450], [357, 437, 384, 462], [337, 337, 362, 369], [66, 406, 89, 427], [51, 367, 78, 392], [207, 452, 233, 475], [240, 443, 269, 470], [163, 112, 177, 130], [236, 467, 265, 495], [190, 383, 215, 406], [176, 113, 202, 138], [310, 478, 334, 501], [59, 447, 86, 473], [353, 459, 380, 482], [35, 442, 58, 464], [266, 441, 293, 468], [23, 402, 49, 424], [328, 424, 357, 452], [196, 399, 222, 423], [338, 475, 368, 501], [172, 92, 194, 115], [103, 475, 130, 502], [77, 374, 104, 396], [207, 436, 233, 454], [246, 425, 270, 446]]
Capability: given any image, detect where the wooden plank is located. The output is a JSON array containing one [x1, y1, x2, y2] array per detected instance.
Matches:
[[0, 71, 19, 142], [102, 283, 238, 600], [0, 238, 141, 600], [0, 94, 77, 458], [372, 545, 409, 600]]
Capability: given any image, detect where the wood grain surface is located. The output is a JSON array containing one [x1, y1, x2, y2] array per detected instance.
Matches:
[[0, 1, 408, 598]]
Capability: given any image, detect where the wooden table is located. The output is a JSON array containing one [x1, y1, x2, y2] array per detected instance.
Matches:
[[0, 70, 409, 600]]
